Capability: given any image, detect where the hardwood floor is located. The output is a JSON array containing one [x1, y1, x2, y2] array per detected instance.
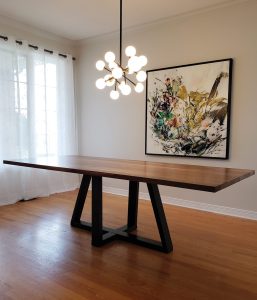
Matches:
[[0, 190, 257, 300]]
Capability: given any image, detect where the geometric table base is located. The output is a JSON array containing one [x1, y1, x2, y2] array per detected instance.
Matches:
[[71, 175, 173, 253]]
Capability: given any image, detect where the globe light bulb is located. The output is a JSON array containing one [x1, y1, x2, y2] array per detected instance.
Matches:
[[96, 60, 105, 71], [121, 84, 131, 96], [109, 61, 118, 69], [139, 55, 148, 67], [104, 74, 115, 87], [136, 70, 147, 82], [95, 78, 106, 90], [128, 56, 136, 69], [125, 45, 136, 57], [135, 83, 144, 93], [110, 90, 119, 100], [112, 67, 123, 79], [104, 51, 115, 63], [118, 81, 126, 91], [128, 56, 141, 72]]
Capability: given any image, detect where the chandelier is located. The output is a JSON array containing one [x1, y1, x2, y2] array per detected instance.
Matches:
[[95, 0, 147, 100]]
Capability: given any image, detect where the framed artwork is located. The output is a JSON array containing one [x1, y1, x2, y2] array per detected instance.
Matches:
[[145, 58, 233, 159]]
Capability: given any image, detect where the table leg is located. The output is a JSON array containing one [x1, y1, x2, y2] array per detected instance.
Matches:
[[71, 175, 91, 226], [127, 181, 139, 232], [147, 183, 173, 252], [91, 176, 103, 246]]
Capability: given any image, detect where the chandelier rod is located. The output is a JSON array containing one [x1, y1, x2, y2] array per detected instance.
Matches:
[[119, 0, 122, 66]]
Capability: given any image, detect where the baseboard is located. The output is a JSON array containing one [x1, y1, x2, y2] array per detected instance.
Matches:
[[102, 186, 257, 221]]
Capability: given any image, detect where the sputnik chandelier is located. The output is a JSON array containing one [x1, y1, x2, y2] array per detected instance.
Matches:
[[95, 0, 147, 100]]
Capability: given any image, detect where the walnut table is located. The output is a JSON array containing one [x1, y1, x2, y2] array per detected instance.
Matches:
[[3, 156, 254, 253]]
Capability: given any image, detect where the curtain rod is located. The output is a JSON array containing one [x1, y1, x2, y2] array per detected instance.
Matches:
[[0, 34, 76, 61]]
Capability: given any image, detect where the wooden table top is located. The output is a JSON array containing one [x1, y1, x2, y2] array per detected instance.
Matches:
[[3, 155, 254, 193]]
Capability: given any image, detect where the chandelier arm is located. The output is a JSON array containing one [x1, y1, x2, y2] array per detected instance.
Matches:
[[122, 75, 136, 86], [104, 67, 112, 73]]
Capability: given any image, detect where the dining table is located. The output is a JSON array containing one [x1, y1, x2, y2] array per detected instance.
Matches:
[[3, 155, 254, 253]]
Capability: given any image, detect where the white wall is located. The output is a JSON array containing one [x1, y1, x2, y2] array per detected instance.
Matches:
[[76, 0, 257, 212], [0, 15, 75, 55]]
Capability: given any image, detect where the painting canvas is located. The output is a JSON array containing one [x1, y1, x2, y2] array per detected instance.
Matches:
[[145, 59, 233, 159]]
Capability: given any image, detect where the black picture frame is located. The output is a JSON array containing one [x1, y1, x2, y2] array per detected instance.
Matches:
[[145, 58, 233, 159]]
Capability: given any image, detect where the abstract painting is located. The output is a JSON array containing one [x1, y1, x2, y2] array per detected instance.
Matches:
[[145, 59, 233, 159]]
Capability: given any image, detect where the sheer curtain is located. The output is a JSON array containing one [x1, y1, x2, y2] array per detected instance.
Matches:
[[0, 37, 79, 205]]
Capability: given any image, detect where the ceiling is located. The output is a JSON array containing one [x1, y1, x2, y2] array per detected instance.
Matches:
[[0, 0, 238, 41]]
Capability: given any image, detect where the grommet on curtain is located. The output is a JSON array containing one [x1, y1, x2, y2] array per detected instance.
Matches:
[[0, 35, 8, 41]]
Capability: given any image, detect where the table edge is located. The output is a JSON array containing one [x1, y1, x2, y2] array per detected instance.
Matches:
[[3, 159, 255, 193]]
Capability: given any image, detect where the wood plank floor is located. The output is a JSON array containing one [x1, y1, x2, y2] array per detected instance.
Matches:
[[0, 190, 257, 300]]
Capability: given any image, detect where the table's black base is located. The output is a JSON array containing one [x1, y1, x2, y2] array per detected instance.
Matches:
[[70, 175, 173, 253]]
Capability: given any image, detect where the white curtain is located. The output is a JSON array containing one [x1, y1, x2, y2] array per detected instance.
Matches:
[[0, 37, 79, 206]]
